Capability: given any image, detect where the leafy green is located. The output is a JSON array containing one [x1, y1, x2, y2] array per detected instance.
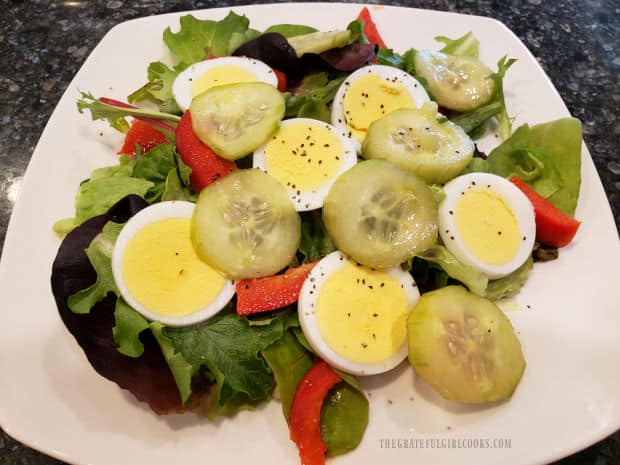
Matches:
[[264, 24, 318, 38], [53, 144, 195, 236], [347, 19, 369, 44], [163, 311, 284, 405], [163, 12, 255, 67], [450, 101, 502, 135], [447, 56, 516, 140], [322, 371, 369, 457], [417, 244, 488, 296], [132, 144, 177, 202], [466, 118, 582, 215], [285, 73, 346, 123], [150, 322, 198, 404], [67, 221, 123, 314], [161, 167, 196, 202], [298, 210, 336, 263], [261, 330, 315, 420], [75, 176, 153, 223], [127, 61, 181, 114], [486, 257, 533, 301], [113, 298, 150, 357], [76, 92, 180, 132], [376, 47, 415, 74], [436, 31, 479, 57], [488, 56, 517, 140]]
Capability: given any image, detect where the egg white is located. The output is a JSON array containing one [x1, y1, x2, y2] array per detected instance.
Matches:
[[252, 118, 358, 211], [331, 64, 430, 151], [438, 173, 536, 279], [111, 201, 235, 326], [172, 56, 278, 111], [298, 251, 420, 376]]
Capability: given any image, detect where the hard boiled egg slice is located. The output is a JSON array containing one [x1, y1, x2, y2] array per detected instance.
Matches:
[[172, 56, 278, 111], [298, 251, 420, 376], [112, 201, 235, 326], [331, 64, 430, 148], [439, 173, 536, 279], [253, 118, 357, 211]]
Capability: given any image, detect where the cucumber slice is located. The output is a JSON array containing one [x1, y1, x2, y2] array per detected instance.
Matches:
[[323, 159, 438, 269], [362, 103, 474, 184], [287, 30, 352, 57], [190, 82, 285, 160], [414, 50, 494, 112], [407, 285, 525, 403], [191, 169, 301, 280]]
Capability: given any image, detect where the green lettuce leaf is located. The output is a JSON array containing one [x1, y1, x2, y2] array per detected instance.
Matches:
[[264, 24, 318, 38], [150, 322, 198, 404], [163, 12, 254, 67], [132, 144, 177, 202], [127, 61, 181, 114], [376, 47, 415, 74], [162, 311, 284, 405], [436, 31, 479, 57], [417, 244, 488, 296], [298, 211, 336, 263], [488, 55, 517, 140], [347, 19, 369, 44], [322, 370, 369, 457], [161, 168, 196, 202], [450, 101, 502, 136], [76, 91, 180, 132], [486, 257, 533, 301], [261, 330, 314, 420], [285, 73, 346, 123], [466, 118, 582, 215], [67, 221, 123, 314], [113, 298, 150, 357]]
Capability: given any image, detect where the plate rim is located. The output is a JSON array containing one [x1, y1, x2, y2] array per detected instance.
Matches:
[[1, 3, 619, 465]]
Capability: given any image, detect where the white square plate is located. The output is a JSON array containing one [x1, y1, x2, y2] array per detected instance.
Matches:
[[1, 3, 619, 465]]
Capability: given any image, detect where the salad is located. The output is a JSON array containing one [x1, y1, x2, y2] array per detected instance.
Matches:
[[50, 7, 583, 464]]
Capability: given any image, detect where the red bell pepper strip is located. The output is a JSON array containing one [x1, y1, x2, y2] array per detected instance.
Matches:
[[273, 68, 287, 92], [118, 119, 168, 156], [510, 176, 581, 248], [357, 7, 387, 48], [175, 111, 236, 192], [289, 360, 342, 465], [236, 261, 317, 316]]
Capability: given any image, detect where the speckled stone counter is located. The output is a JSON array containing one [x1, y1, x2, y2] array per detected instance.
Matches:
[[0, 0, 618, 464]]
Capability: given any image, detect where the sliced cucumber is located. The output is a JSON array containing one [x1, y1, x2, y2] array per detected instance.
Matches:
[[414, 50, 494, 112], [407, 285, 525, 403], [288, 30, 352, 57], [190, 82, 285, 160], [362, 102, 474, 184], [323, 159, 438, 269], [191, 169, 301, 280]]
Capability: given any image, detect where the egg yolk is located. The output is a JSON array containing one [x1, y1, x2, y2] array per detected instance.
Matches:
[[315, 262, 409, 365], [263, 122, 343, 191], [122, 218, 226, 317], [192, 65, 257, 97], [342, 74, 415, 141], [454, 189, 520, 265]]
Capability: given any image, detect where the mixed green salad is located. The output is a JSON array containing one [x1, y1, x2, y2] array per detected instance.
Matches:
[[50, 7, 582, 464]]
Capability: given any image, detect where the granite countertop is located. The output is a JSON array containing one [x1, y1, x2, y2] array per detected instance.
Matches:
[[0, 0, 618, 464]]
